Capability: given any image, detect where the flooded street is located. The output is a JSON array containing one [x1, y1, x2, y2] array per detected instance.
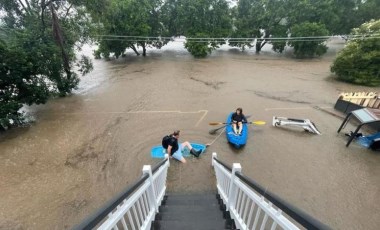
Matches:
[[1, 40, 379, 229]]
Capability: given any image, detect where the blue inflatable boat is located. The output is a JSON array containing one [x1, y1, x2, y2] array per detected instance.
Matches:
[[225, 112, 248, 148], [151, 143, 207, 158]]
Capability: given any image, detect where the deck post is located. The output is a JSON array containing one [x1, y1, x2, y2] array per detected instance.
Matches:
[[212, 152, 217, 166], [227, 163, 241, 211], [143, 165, 158, 212], [165, 154, 170, 167]]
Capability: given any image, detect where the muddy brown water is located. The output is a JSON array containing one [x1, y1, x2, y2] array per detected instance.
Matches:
[[1, 39, 379, 230]]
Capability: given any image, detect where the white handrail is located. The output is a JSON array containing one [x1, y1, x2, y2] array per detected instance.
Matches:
[[212, 152, 300, 230], [78, 151, 327, 230], [97, 154, 170, 230]]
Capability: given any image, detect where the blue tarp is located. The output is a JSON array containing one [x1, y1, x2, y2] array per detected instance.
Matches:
[[357, 132, 380, 148]]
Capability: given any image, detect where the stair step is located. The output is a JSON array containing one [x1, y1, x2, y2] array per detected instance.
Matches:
[[165, 197, 219, 206], [165, 200, 219, 206], [155, 220, 226, 230], [160, 204, 220, 213], [159, 209, 223, 221], [166, 194, 216, 200]]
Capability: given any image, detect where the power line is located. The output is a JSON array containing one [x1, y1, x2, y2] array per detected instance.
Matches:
[[95, 39, 329, 43], [91, 36, 380, 43], [2, 25, 379, 42], [92, 34, 380, 40]]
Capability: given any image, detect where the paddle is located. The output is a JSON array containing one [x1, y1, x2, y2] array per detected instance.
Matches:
[[208, 125, 228, 135], [209, 121, 266, 125], [208, 121, 266, 134]]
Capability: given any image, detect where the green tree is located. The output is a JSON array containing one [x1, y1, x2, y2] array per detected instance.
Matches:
[[328, 0, 360, 35], [229, 0, 290, 53], [0, 37, 49, 129], [162, 0, 231, 57], [285, 0, 335, 32], [0, 0, 93, 129], [288, 22, 329, 58], [228, 0, 378, 53], [331, 20, 380, 86], [229, 0, 334, 53], [1, 0, 93, 94], [288, 0, 380, 35], [228, 0, 257, 51], [355, 0, 380, 32], [93, 0, 169, 58], [184, 33, 214, 58]]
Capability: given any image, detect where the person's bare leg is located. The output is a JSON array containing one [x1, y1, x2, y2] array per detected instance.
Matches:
[[232, 123, 238, 134], [238, 122, 243, 134], [179, 157, 186, 163], [182, 141, 193, 150]]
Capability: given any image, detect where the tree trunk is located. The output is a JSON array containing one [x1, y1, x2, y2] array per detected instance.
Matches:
[[255, 39, 262, 53], [130, 44, 140, 56], [142, 43, 146, 56], [50, 4, 71, 82], [255, 39, 267, 53]]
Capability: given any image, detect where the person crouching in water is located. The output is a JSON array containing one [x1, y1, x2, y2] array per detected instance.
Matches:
[[167, 130, 202, 163], [232, 107, 247, 135]]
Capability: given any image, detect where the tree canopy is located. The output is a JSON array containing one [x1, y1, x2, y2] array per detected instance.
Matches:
[[92, 0, 170, 58], [0, 0, 93, 129], [92, 0, 233, 58], [228, 0, 379, 54], [88, 0, 380, 58], [172, 0, 232, 57], [289, 22, 329, 58], [331, 19, 380, 86]]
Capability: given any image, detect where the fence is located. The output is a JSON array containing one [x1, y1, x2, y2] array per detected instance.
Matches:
[[75, 154, 170, 230], [212, 152, 329, 230], [338, 92, 380, 109]]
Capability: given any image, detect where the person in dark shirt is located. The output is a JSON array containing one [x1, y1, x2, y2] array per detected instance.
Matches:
[[167, 130, 202, 163], [232, 107, 247, 135]]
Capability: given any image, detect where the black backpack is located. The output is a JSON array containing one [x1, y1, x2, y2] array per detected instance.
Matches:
[[162, 135, 171, 149], [370, 138, 380, 151]]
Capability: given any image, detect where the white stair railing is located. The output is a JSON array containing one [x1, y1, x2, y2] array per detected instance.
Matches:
[[75, 154, 170, 230], [212, 152, 329, 230]]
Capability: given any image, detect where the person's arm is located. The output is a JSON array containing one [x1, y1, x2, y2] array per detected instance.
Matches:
[[242, 114, 247, 123], [232, 113, 237, 123], [167, 145, 172, 155]]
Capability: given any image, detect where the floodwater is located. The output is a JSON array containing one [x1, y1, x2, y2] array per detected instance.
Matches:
[[0, 39, 379, 230]]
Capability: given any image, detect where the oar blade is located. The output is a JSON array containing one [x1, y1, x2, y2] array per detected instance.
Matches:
[[209, 128, 222, 134], [209, 129, 219, 134], [251, 121, 266, 125], [209, 125, 227, 134], [209, 122, 224, 126]]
